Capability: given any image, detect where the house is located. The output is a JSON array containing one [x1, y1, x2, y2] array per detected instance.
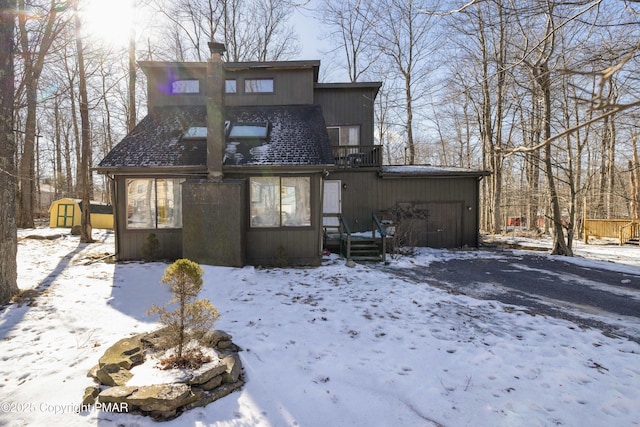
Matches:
[[48, 198, 113, 229], [96, 42, 487, 267]]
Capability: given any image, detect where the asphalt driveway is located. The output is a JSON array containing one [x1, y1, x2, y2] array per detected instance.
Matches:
[[379, 250, 640, 343]]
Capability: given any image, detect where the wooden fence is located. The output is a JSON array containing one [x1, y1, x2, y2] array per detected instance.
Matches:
[[583, 218, 639, 244]]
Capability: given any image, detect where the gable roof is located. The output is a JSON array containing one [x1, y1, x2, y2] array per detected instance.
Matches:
[[96, 104, 334, 173]]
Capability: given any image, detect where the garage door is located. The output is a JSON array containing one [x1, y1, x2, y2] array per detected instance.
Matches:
[[397, 202, 462, 248]]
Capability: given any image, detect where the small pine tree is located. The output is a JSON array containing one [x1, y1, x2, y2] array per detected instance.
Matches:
[[148, 259, 220, 362], [141, 233, 160, 261]]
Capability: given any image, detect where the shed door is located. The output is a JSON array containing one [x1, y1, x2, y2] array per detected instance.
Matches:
[[323, 180, 342, 228], [398, 202, 462, 248], [57, 203, 75, 227]]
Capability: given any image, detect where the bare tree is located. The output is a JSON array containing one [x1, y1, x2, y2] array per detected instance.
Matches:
[[0, 1, 19, 305], [15, 0, 68, 227], [317, 0, 376, 82], [151, 0, 300, 62], [368, 0, 442, 166], [128, 0, 137, 132], [73, 0, 93, 243]]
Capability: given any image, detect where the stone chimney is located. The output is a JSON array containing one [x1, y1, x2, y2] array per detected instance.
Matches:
[[206, 41, 226, 180]]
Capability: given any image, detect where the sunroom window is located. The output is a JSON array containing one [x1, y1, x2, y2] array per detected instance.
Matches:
[[126, 178, 185, 229], [250, 177, 310, 228]]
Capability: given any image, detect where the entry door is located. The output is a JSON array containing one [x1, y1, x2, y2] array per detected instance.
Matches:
[[323, 180, 342, 229], [57, 203, 75, 227]]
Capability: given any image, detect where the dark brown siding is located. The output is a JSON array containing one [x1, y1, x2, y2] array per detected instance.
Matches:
[[144, 65, 315, 109], [327, 170, 481, 248], [145, 66, 208, 109], [245, 229, 321, 266], [315, 87, 377, 144], [225, 68, 315, 106]]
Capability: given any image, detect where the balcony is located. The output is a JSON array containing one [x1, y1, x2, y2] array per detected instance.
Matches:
[[332, 145, 382, 169]]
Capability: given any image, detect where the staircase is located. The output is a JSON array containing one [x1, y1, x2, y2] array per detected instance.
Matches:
[[619, 221, 640, 246], [344, 237, 385, 262], [326, 214, 387, 263]]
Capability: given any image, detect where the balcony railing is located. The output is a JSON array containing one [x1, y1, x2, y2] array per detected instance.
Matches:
[[332, 145, 382, 168]]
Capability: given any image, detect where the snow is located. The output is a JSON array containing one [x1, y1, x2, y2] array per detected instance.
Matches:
[[1, 228, 639, 426]]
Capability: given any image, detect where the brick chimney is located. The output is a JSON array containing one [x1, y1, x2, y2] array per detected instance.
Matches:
[[206, 41, 226, 180]]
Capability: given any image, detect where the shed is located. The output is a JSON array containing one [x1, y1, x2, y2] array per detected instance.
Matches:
[[48, 198, 114, 230]]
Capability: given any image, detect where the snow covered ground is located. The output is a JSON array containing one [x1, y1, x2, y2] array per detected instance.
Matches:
[[0, 228, 639, 427]]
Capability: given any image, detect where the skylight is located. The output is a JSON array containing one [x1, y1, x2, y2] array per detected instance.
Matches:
[[229, 122, 269, 139], [183, 125, 207, 139]]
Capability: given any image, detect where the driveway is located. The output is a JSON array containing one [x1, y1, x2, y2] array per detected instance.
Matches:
[[379, 249, 640, 343]]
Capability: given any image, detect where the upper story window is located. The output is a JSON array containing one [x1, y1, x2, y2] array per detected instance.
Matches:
[[225, 79, 237, 94], [171, 79, 200, 94], [328, 125, 360, 146], [245, 78, 274, 93]]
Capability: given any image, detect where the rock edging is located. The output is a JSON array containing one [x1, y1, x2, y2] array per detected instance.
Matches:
[[85, 329, 244, 421]]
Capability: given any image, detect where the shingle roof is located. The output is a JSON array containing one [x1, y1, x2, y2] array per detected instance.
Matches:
[[97, 105, 333, 170], [224, 105, 333, 166], [98, 106, 207, 169]]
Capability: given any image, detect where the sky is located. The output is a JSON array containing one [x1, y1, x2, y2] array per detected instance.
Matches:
[[0, 227, 638, 426]]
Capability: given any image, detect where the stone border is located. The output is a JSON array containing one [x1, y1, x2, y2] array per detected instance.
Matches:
[[84, 329, 244, 421]]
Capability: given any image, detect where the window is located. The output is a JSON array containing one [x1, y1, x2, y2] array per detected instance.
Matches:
[[250, 177, 310, 228], [126, 178, 185, 229], [171, 80, 200, 94], [225, 79, 237, 93], [245, 78, 274, 93], [327, 125, 360, 146], [229, 122, 269, 139]]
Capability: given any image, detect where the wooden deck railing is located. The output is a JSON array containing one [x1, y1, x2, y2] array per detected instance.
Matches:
[[332, 145, 382, 168], [338, 214, 352, 259], [372, 213, 387, 264], [619, 221, 640, 246]]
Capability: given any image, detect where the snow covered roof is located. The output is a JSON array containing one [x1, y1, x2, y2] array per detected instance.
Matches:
[[379, 165, 490, 178], [97, 104, 334, 172]]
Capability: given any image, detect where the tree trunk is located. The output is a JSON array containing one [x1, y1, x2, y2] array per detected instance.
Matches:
[[64, 123, 73, 195], [0, 1, 19, 304], [73, 0, 93, 243], [537, 62, 572, 256], [632, 135, 639, 219], [54, 97, 62, 199], [17, 83, 37, 228]]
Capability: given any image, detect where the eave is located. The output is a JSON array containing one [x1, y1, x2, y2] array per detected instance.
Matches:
[[93, 165, 207, 177], [378, 166, 491, 179]]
